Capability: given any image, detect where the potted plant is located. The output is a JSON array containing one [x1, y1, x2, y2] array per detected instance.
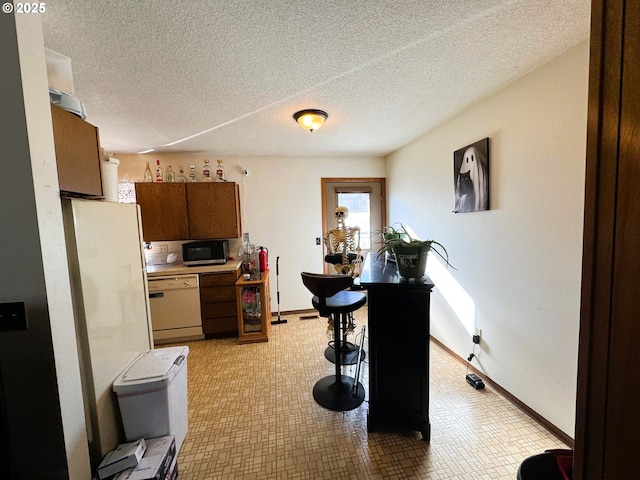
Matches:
[[375, 223, 454, 280], [372, 224, 405, 263]]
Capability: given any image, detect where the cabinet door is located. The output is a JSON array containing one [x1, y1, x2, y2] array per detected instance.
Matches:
[[186, 183, 242, 239], [51, 104, 103, 197], [367, 285, 430, 438], [135, 183, 188, 241]]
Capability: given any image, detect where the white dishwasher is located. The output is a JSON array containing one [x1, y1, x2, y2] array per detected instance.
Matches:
[[148, 274, 204, 344]]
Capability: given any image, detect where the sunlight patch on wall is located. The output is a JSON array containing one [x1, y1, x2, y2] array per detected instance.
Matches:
[[427, 255, 475, 335]]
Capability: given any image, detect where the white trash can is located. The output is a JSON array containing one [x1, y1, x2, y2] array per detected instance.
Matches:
[[113, 346, 189, 453]]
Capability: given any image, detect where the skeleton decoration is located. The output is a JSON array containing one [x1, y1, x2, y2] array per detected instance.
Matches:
[[323, 206, 363, 277], [325, 311, 357, 339]]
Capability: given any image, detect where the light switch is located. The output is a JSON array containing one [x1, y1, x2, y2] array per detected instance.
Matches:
[[0, 302, 28, 331]]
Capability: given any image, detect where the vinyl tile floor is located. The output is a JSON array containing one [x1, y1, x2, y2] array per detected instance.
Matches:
[[173, 308, 568, 479]]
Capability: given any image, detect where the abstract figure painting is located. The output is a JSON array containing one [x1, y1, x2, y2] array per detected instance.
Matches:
[[453, 138, 490, 213]]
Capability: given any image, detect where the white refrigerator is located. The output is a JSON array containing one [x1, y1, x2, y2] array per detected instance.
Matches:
[[62, 198, 153, 463]]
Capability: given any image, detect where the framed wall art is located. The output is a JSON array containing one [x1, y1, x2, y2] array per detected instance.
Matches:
[[453, 137, 490, 213]]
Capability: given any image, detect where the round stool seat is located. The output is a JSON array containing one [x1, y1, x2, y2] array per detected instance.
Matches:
[[312, 290, 366, 315]]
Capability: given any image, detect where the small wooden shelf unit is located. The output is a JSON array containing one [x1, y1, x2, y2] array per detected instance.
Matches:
[[236, 269, 271, 344]]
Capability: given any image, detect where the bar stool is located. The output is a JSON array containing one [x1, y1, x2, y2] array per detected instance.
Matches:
[[323, 254, 365, 366], [301, 272, 367, 411]]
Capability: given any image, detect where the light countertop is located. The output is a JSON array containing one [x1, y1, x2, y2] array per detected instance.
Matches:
[[147, 259, 242, 277]]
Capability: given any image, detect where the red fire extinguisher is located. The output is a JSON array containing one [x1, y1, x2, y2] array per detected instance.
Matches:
[[258, 246, 269, 272]]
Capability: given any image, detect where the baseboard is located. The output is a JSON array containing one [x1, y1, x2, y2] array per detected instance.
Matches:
[[430, 336, 575, 449]]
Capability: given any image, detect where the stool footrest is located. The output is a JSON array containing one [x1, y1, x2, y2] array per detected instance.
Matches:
[[324, 343, 365, 365]]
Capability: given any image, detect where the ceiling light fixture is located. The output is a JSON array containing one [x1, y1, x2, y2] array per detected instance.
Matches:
[[293, 109, 328, 132]]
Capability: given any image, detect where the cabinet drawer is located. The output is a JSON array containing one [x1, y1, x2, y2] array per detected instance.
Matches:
[[201, 301, 237, 319], [200, 285, 236, 303], [199, 271, 238, 287], [203, 316, 238, 335]]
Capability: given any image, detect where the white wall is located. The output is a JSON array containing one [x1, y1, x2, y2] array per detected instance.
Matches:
[[116, 154, 385, 311], [2, 13, 91, 478], [386, 42, 589, 437]]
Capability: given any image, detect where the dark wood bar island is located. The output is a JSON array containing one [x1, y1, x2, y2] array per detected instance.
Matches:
[[359, 253, 433, 440]]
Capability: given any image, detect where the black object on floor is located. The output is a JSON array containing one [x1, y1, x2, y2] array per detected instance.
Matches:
[[465, 373, 485, 389], [517, 451, 571, 480]]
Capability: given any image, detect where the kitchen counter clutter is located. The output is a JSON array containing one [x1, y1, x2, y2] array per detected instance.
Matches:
[[147, 260, 242, 277]]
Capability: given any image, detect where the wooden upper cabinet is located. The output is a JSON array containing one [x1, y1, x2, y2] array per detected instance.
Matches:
[[187, 182, 241, 239], [135, 183, 189, 241], [50, 104, 103, 197], [135, 182, 242, 241]]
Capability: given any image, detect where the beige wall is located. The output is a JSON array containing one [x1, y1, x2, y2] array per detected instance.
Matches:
[[386, 41, 589, 437]]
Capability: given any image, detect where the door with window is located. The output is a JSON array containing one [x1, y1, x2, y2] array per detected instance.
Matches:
[[322, 178, 386, 274]]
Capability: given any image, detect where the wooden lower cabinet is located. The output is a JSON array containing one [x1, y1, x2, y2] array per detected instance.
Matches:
[[236, 269, 271, 344], [199, 268, 240, 337]]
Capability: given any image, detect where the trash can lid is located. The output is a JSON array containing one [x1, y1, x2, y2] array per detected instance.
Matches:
[[113, 346, 189, 394]]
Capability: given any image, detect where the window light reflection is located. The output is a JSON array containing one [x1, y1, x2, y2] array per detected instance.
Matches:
[[426, 253, 476, 335]]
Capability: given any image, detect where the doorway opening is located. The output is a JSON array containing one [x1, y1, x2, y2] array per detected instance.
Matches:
[[321, 178, 386, 273]]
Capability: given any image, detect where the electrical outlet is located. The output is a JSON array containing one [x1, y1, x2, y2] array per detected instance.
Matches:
[[473, 327, 481, 344], [316, 237, 321, 245], [157, 244, 169, 254]]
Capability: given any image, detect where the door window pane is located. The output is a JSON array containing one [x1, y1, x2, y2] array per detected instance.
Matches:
[[337, 192, 371, 250]]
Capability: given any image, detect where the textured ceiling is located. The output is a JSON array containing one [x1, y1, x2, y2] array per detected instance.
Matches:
[[41, 0, 591, 157]]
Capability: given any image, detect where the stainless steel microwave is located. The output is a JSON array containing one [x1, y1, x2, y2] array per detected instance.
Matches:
[[182, 240, 228, 266]]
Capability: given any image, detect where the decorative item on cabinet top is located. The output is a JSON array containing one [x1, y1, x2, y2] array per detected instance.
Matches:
[[374, 223, 455, 281], [140, 159, 227, 183]]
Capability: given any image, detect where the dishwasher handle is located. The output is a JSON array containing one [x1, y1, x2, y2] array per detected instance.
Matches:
[[149, 292, 164, 299], [148, 274, 200, 291]]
